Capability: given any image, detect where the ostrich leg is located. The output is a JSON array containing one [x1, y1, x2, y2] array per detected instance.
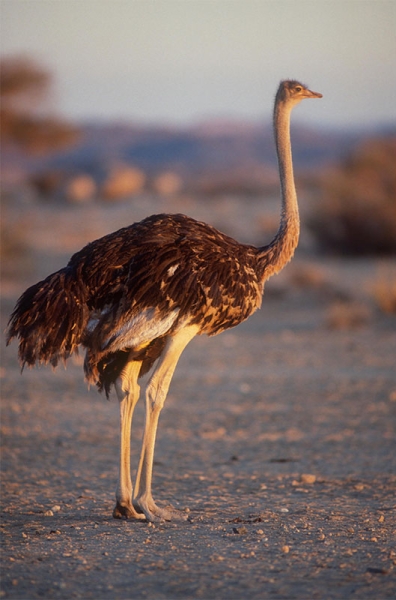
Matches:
[[113, 359, 145, 519], [133, 325, 199, 522]]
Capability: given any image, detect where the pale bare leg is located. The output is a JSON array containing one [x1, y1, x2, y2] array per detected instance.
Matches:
[[113, 359, 145, 519], [133, 326, 198, 522]]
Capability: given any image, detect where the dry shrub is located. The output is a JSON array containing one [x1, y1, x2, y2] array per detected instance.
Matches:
[[289, 261, 327, 290], [326, 300, 372, 330], [153, 171, 182, 196], [371, 265, 396, 315], [0, 219, 33, 279], [308, 137, 396, 255], [66, 175, 97, 203], [101, 165, 145, 201]]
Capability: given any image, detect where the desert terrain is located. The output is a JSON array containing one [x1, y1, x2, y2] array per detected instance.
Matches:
[[1, 193, 395, 599]]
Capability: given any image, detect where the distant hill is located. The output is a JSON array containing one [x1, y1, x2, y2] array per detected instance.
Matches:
[[2, 118, 395, 190]]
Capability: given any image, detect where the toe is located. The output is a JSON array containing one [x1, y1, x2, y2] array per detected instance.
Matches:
[[113, 503, 146, 520], [134, 499, 189, 523]]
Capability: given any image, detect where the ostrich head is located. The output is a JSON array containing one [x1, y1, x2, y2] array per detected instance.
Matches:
[[276, 80, 323, 106]]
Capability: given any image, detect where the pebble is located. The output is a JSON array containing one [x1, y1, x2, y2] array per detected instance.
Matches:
[[233, 526, 247, 535], [281, 545, 290, 554], [51, 505, 61, 513], [44, 510, 54, 517], [300, 474, 316, 484], [211, 555, 225, 562]]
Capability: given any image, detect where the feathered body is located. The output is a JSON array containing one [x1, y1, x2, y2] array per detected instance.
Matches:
[[7, 80, 322, 522], [8, 213, 272, 393]]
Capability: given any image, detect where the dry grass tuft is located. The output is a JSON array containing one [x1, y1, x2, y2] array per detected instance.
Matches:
[[371, 266, 396, 315], [0, 220, 33, 279], [326, 300, 372, 330], [289, 262, 328, 290]]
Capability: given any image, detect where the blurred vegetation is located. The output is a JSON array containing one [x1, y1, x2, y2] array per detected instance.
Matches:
[[371, 265, 396, 315], [0, 55, 79, 154], [308, 137, 396, 255]]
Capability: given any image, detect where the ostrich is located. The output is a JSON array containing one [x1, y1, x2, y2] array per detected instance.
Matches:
[[7, 80, 322, 523]]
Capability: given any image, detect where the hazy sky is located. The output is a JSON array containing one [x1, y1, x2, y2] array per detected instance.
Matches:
[[1, 0, 395, 128]]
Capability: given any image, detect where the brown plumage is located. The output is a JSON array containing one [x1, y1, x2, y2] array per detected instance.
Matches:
[[7, 80, 322, 522]]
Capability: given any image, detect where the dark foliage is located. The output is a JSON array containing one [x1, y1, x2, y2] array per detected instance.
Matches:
[[308, 137, 396, 255]]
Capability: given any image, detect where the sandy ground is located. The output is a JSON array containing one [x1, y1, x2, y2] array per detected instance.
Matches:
[[1, 195, 395, 599]]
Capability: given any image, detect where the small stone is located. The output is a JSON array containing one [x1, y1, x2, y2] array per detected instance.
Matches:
[[378, 515, 385, 523], [366, 567, 389, 575], [44, 510, 54, 517], [257, 529, 264, 535], [300, 474, 316, 484], [281, 545, 290, 554], [233, 526, 247, 535], [211, 555, 225, 562], [51, 505, 61, 512]]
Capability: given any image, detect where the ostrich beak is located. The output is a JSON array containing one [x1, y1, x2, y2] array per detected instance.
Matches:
[[305, 88, 323, 99]]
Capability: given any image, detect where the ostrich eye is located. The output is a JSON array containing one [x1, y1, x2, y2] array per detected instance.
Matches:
[[295, 86, 302, 92]]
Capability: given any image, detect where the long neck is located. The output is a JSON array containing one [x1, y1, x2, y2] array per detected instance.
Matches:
[[258, 99, 300, 281]]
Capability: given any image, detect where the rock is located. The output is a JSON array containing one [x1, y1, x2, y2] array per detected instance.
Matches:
[[300, 474, 316, 484], [233, 527, 247, 535]]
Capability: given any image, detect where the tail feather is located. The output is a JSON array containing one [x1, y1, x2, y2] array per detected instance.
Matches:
[[6, 268, 88, 368]]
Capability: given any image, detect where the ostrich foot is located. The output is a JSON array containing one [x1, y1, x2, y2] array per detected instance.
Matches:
[[113, 501, 146, 520], [133, 497, 189, 523]]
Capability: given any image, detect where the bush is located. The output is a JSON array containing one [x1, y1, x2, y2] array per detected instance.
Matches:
[[1, 55, 79, 154], [308, 137, 396, 255]]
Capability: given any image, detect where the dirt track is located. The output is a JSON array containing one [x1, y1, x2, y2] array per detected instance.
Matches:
[[1, 198, 395, 599]]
